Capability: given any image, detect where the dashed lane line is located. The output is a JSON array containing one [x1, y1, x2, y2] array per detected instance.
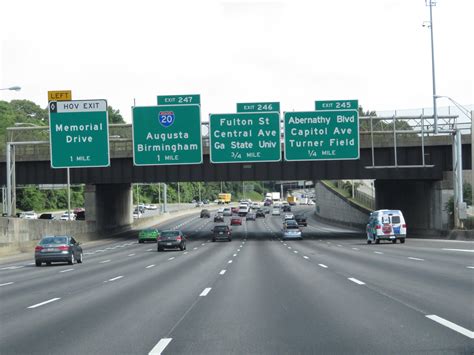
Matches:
[[100, 260, 111, 264], [374, 251, 384, 255], [107, 276, 123, 282], [303, 256, 309, 260], [200, 287, 212, 297], [219, 270, 226, 275], [318, 264, 328, 269], [408, 257, 425, 261], [0, 282, 14, 287], [146, 265, 155, 269], [28, 297, 61, 309], [348, 277, 366, 285], [59, 269, 74, 273], [426, 315, 474, 339], [149, 338, 172, 355], [168, 257, 175, 261], [442, 248, 474, 253], [128, 254, 135, 257]]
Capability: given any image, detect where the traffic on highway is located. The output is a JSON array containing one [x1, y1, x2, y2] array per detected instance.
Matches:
[[1, 204, 472, 354]]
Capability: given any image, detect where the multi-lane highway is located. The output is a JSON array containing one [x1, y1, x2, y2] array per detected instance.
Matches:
[[0, 206, 472, 354]]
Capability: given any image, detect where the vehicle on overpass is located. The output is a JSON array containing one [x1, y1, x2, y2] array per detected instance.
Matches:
[[138, 228, 160, 243], [157, 230, 186, 251], [35, 235, 83, 266], [366, 210, 407, 244], [21, 211, 38, 219], [211, 225, 232, 242]]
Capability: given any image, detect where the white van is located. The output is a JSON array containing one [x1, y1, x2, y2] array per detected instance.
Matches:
[[366, 209, 406, 244]]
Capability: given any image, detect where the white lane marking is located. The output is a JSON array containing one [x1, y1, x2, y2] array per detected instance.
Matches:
[[108, 276, 123, 282], [233, 254, 237, 257], [200, 287, 212, 296], [27, 262, 35, 265], [374, 251, 384, 255], [219, 270, 226, 275], [100, 260, 111, 264], [147, 248, 153, 252], [426, 315, 474, 339], [303, 256, 309, 260], [128, 254, 135, 257], [467, 266, 474, 269], [442, 248, 474, 253], [84, 252, 93, 255], [228, 260, 233, 264], [348, 277, 366, 285], [96, 249, 105, 252], [146, 264, 155, 269], [318, 264, 328, 268], [283, 243, 287, 246], [293, 250, 298, 254], [0, 282, 14, 287], [237, 249, 241, 252], [337, 245, 342, 247], [408, 257, 425, 261], [239, 245, 243, 248], [59, 269, 74, 273], [193, 247, 198, 250], [288, 246, 292, 249], [183, 252, 188, 255], [28, 297, 60, 309], [201, 243, 206, 246], [168, 257, 175, 261], [1, 266, 24, 270], [149, 338, 173, 355]]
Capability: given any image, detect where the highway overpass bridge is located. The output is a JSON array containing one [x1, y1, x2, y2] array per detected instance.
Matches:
[[1, 118, 471, 234]]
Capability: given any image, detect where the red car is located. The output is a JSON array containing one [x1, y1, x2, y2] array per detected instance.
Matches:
[[230, 217, 242, 225]]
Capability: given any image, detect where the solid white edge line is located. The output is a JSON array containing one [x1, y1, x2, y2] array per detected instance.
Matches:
[[28, 297, 60, 309], [59, 269, 74, 273], [200, 287, 212, 296], [348, 277, 366, 285], [426, 315, 474, 339], [128, 254, 135, 256], [318, 264, 328, 268], [442, 248, 474, 253], [168, 257, 175, 261], [0, 282, 14, 287], [146, 265, 155, 269], [149, 338, 173, 355], [100, 260, 111, 263], [219, 270, 226, 275], [467, 266, 474, 269], [374, 251, 384, 254], [293, 251, 298, 253], [408, 257, 425, 261]]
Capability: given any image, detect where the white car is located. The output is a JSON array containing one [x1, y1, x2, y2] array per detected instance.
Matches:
[[133, 209, 142, 219], [60, 212, 76, 221], [148, 204, 158, 210], [21, 211, 38, 219], [284, 213, 295, 220], [272, 208, 281, 216]]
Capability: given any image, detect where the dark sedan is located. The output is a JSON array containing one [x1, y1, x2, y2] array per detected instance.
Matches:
[[157, 230, 186, 251], [214, 213, 224, 222], [35, 235, 83, 266], [256, 209, 266, 218], [294, 214, 307, 227]]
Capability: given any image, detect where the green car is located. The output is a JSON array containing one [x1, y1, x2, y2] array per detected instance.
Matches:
[[138, 228, 160, 243]]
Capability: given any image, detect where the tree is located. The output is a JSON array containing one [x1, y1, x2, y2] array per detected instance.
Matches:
[[107, 106, 125, 124]]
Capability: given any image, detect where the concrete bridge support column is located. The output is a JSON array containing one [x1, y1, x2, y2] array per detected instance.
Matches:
[[84, 183, 133, 232], [375, 180, 448, 235]]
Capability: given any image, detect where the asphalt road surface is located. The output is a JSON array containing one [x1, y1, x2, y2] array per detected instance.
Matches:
[[1, 206, 472, 354]]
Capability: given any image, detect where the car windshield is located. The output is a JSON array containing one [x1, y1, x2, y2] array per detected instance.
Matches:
[[40, 236, 68, 245], [286, 225, 299, 230], [214, 226, 228, 231], [161, 231, 180, 238]]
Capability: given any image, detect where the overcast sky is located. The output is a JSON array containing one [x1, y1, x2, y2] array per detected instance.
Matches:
[[1, 0, 472, 122]]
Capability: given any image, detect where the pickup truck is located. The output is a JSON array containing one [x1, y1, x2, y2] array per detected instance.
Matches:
[[294, 214, 307, 227]]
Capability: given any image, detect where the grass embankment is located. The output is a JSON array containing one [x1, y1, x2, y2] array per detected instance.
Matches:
[[321, 180, 373, 211]]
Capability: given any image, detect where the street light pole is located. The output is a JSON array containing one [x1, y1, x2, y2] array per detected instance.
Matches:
[[426, 0, 438, 133]]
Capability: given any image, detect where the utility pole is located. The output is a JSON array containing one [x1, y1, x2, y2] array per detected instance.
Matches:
[[177, 182, 181, 206], [426, 0, 438, 133], [163, 183, 167, 213]]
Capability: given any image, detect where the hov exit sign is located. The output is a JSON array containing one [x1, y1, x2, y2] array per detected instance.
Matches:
[[49, 99, 110, 168]]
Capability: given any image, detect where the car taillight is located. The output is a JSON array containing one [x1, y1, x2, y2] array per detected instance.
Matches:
[[35, 246, 43, 251], [402, 224, 407, 228], [157, 236, 162, 241], [176, 236, 182, 241], [58, 246, 69, 251], [375, 225, 381, 229]]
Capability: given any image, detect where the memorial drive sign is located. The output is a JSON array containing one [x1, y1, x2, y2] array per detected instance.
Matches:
[[132, 104, 202, 166], [209, 112, 281, 163], [49, 99, 110, 168], [284, 110, 359, 161]]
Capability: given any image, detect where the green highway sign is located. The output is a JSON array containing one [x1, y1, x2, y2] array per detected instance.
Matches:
[[133, 104, 202, 166], [209, 112, 281, 163], [284, 110, 359, 161], [236, 102, 280, 113], [315, 99, 358, 111], [157, 94, 200, 106], [49, 99, 110, 168]]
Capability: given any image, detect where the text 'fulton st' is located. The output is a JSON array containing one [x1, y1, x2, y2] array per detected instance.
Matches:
[[212, 116, 278, 150]]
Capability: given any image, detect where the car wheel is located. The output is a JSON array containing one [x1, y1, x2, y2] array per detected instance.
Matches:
[[68, 253, 75, 265], [212, 238, 216, 242], [157, 246, 163, 252], [139, 240, 143, 244], [375, 238, 380, 244], [46, 261, 51, 266], [180, 244, 184, 251], [400, 238, 405, 244], [77, 253, 83, 263], [35, 260, 41, 267], [367, 240, 372, 244], [392, 239, 397, 244]]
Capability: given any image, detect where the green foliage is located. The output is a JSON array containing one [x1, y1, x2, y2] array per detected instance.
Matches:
[[16, 185, 85, 212], [107, 106, 125, 124]]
